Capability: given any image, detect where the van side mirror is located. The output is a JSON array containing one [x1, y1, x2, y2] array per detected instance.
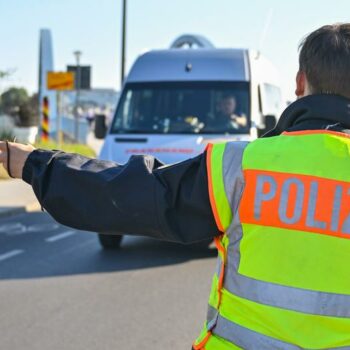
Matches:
[[257, 114, 277, 137], [94, 114, 107, 139]]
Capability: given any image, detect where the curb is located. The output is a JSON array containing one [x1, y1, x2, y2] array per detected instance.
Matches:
[[0, 201, 42, 219]]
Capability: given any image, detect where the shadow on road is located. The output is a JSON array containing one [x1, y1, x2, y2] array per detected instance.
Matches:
[[0, 211, 217, 280]]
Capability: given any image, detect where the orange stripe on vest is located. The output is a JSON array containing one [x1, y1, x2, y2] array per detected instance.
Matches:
[[240, 170, 350, 239], [206, 143, 225, 232]]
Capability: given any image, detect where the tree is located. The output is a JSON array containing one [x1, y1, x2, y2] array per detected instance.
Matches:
[[0, 70, 10, 79], [0, 87, 29, 116], [18, 93, 39, 127]]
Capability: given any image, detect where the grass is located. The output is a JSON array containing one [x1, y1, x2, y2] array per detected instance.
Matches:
[[34, 140, 96, 158], [0, 129, 15, 141], [0, 140, 96, 180]]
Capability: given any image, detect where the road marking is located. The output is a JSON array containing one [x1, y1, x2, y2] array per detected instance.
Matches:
[[46, 230, 76, 243], [28, 223, 59, 233], [0, 223, 26, 235], [0, 249, 24, 262]]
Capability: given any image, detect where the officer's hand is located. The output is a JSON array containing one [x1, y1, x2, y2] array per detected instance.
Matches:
[[0, 141, 36, 179]]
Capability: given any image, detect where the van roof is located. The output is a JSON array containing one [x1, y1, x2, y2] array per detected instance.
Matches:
[[126, 48, 250, 83]]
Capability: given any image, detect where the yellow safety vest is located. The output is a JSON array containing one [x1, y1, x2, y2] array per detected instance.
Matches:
[[193, 130, 350, 349]]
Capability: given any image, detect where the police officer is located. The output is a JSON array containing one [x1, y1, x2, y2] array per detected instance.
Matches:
[[2, 23, 350, 349]]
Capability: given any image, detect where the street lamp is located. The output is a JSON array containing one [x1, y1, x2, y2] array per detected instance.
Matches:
[[121, 0, 127, 87], [73, 50, 82, 143]]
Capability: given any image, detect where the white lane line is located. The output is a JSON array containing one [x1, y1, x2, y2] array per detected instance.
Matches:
[[0, 249, 24, 262], [46, 230, 76, 243]]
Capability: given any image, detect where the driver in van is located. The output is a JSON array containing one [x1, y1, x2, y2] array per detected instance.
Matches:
[[205, 94, 247, 131], [217, 94, 247, 128]]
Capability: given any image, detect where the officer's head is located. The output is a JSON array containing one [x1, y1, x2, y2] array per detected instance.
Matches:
[[296, 23, 350, 99]]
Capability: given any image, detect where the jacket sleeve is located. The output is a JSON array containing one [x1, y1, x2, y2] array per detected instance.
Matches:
[[22, 149, 221, 243]]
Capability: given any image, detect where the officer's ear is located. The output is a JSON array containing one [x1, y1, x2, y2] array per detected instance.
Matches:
[[295, 71, 306, 98]]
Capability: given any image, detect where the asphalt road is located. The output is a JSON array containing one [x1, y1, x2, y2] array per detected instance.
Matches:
[[0, 211, 217, 350]]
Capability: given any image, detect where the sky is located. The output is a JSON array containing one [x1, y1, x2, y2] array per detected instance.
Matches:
[[0, 0, 349, 100]]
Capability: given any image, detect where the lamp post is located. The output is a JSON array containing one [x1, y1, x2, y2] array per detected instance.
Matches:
[[120, 0, 127, 87], [73, 50, 82, 143]]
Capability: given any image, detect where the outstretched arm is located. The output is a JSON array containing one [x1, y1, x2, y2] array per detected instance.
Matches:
[[0, 141, 220, 243]]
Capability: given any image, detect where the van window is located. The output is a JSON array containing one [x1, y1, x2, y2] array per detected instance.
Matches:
[[111, 82, 250, 134]]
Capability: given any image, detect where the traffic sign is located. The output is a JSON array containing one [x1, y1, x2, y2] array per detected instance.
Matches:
[[47, 72, 75, 90]]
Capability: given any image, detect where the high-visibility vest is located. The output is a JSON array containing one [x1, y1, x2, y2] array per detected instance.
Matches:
[[193, 130, 350, 350]]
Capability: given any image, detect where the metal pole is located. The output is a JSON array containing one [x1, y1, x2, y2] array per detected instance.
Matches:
[[121, 0, 127, 87], [56, 90, 60, 144], [56, 90, 63, 147], [73, 50, 82, 143]]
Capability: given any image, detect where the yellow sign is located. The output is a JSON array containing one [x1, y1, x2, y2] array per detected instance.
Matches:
[[47, 72, 75, 90]]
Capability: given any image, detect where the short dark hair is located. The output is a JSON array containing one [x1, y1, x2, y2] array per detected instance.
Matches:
[[299, 23, 350, 98]]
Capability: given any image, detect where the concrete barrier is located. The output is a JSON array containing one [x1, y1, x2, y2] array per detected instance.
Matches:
[[13, 126, 38, 144]]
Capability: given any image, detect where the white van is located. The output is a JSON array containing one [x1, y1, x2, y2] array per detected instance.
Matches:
[[96, 35, 283, 249]]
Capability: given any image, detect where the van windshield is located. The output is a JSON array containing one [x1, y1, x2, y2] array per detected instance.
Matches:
[[111, 82, 250, 134]]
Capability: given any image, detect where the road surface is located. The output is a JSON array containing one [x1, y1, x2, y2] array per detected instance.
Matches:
[[0, 210, 216, 350]]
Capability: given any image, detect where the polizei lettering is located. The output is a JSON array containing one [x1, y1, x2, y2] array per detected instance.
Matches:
[[240, 170, 350, 238]]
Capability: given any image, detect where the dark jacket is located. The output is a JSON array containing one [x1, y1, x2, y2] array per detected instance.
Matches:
[[22, 94, 350, 243]]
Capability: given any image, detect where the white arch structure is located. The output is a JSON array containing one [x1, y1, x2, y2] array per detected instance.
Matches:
[[170, 34, 214, 49]]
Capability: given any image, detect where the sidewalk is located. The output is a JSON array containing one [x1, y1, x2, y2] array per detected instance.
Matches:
[[0, 179, 41, 218], [86, 131, 103, 156]]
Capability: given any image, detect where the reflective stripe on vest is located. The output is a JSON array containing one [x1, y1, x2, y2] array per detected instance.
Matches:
[[194, 130, 350, 349]]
